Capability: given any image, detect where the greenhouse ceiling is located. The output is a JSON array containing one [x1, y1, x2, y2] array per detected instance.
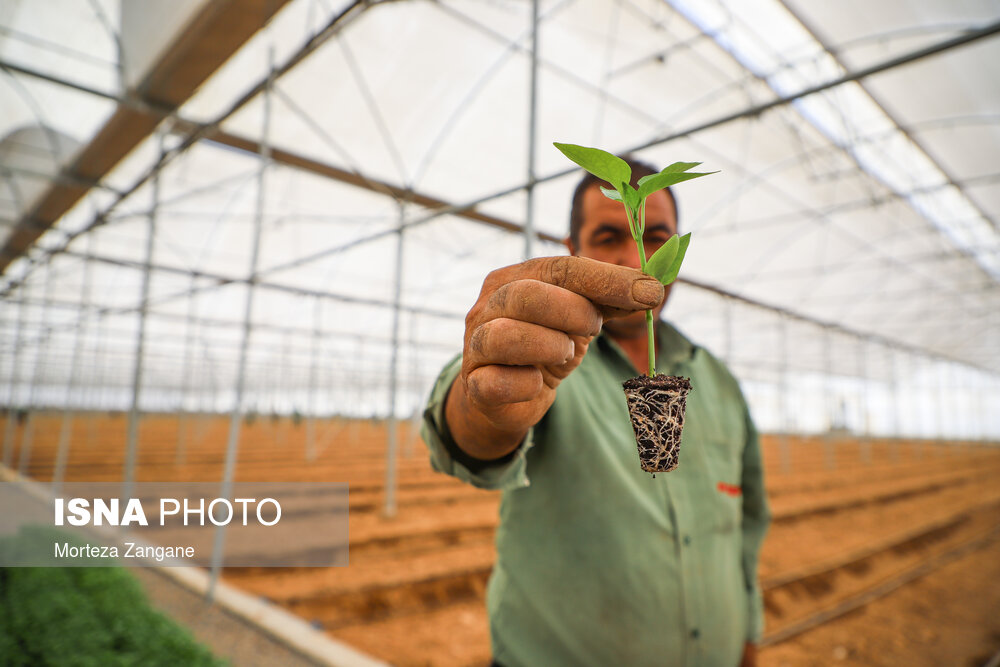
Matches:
[[0, 0, 998, 417]]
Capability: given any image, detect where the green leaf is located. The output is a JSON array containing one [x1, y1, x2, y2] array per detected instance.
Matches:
[[637, 163, 717, 200], [637, 162, 701, 187], [600, 187, 622, 202], [553, 142, 631, 189], [642, 234, 679, 283], [622, 183, 641, 212], [657, 232, 691, 285]]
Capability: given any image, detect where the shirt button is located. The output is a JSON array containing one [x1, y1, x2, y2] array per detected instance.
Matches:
[[690, 628, 700, 639], [683, 535, 691, 546]]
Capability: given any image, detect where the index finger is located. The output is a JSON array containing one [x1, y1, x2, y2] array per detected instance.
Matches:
[[483, 256, 663, 312]]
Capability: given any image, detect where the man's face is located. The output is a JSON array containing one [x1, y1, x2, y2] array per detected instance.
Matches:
[[566, 185, 678, 339]]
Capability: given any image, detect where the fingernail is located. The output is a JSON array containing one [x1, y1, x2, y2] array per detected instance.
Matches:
[[631, 279, 662, 307]]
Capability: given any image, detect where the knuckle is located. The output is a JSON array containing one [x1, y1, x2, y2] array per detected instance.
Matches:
[[471, 318, 518, 358], [488, 281, 511, 313], [545, 256, 571, 287], [465, 371, 488, 404], [468, 322, 490, 356], [491, 280, 544, 321]]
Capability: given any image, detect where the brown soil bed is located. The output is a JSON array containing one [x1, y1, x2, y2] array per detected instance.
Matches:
[[761, 532, 1000, 667], [3, 414, 999, 667]]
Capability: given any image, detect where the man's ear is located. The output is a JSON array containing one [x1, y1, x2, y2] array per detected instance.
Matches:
[[564, 237, 577, 256]]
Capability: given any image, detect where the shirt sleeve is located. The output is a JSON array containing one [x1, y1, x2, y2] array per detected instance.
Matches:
[[740, 403, 771, 642], [420, 354, 535, 492]]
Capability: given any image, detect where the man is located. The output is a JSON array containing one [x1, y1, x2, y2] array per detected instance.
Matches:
[[421, 157, 770, 667]]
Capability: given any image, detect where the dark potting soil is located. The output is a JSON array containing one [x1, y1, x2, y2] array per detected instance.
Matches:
[[622, 374, 692, 474]]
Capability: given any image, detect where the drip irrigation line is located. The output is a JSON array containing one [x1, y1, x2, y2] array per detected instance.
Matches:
[[759, 523, 1000, 647]]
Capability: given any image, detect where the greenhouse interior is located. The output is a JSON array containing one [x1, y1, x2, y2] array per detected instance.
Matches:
[[1, 1, 999, 666]]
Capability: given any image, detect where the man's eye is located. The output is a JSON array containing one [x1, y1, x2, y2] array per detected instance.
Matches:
[[594, 235, 617, 246]]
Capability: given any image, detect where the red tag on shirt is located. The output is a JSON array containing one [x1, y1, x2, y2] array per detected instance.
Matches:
[[717, 481, 742, 497]]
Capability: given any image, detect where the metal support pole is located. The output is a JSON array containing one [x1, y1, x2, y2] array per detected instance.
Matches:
[[351, 340, 363, 446], [277, 333, 290, 447], [94, 306, 110, 418], [87, 312, 101, 444], [176, 275, 198, 465], [940, 361, 953, 452], [122, 131, 164, 500], [975, 371, 986, 442], [208, 49, 273, 601], [0, 300, 16, 411], [777, 315, 790, 473], [933, 358, 945, 449], [53, 238, 94, 493], [197, 339, 218, 432], [859, 338, 871, 465], [986, 372, 994, 443], [404, 314, 422, 458], [2, 278, 29, 468], [306, 296, 321, 461], [888, 345, 900, 461], [523, 0, 541, 260], [955, 365, 968, 445], [912, 352, 924, 459], [384, 201, 406, 518], [948, 364, 959, 450], [18, 256, 56, 476], [822, 327, 835, 470], [990, 374, 999, 443]]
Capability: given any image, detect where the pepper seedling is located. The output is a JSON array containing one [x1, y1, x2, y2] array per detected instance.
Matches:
[[553, 142, 716, 376]]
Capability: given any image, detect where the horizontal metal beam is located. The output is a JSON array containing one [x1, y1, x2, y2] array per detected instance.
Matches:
[[0, 294, 460, 354], [196, 126, 564, 245], [8, 244, 991, 375], [54, 248, 464, 320], [0, 0, 296, 274], [678, 275, 995, 373]]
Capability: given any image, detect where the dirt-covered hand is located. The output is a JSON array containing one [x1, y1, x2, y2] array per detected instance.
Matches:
[[445, 256, 663, 459]]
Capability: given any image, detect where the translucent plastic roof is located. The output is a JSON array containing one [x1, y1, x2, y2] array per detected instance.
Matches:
[[1, 0, 998, 436]]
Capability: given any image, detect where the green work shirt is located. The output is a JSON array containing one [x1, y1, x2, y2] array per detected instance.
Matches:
[[421, 321, 770, 667]]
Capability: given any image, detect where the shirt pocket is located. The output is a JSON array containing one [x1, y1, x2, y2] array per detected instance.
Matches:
[[698, 440, 743, 533]]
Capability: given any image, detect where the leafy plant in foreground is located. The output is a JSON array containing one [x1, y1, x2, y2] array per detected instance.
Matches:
[[554, 142, 716, 376]]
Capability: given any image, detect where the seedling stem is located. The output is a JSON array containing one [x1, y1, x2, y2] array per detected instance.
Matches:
[[554, 142, 717, 376]]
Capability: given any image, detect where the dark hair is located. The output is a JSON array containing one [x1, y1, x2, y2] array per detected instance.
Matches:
[[568, 155, 679, 248]]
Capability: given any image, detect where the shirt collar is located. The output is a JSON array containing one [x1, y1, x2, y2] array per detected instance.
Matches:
[[596, 319, 696, 369], [656, 319, 697, 366]]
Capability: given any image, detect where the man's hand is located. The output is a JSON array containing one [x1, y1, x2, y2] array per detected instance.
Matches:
[[445, 256, 663, 460]]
